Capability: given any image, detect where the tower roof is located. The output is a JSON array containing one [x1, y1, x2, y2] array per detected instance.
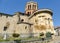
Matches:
[[27, 1, 37, 4]]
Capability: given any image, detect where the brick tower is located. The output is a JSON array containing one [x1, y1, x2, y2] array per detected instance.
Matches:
[[25, 1, 38, 15]]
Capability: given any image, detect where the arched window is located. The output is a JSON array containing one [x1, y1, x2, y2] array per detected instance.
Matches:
[[3, 22, 10, 31], [27, 12, 31, 15], [28, 5, 30, 10], [34, 5, 36, 9], [35, 19, 38, 24], [33, 5, 36, 9], [21, 19, 24, 22], [4, 27, 7, 31], [28, 5, 31, 10], [25, 26, 27, 29], [27, 12, 30, 14], [29, 5, 31, 9]]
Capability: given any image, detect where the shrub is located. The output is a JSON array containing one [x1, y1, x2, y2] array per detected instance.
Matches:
[[46, 32, 52, 38], [12, 33, 20, 38]]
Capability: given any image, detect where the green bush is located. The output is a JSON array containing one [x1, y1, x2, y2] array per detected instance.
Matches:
[[12, 33, 20, 38], [46, 32, 52, 38]]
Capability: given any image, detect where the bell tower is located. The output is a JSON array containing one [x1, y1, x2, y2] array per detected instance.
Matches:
[[25, 1, 38, 15]]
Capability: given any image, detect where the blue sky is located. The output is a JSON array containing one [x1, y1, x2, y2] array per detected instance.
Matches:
[[0, 0, 60, 26]]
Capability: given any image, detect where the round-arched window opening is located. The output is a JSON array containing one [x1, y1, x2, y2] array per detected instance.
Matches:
[[21, 19, 24, 22], [4, 26, 7, 31], [27, 12, 31, 15], [25, 26, 27, 29]]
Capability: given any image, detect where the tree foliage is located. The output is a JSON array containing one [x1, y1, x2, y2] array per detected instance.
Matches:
[[46, 32, 52, 38], [12, 33, 20, 38]]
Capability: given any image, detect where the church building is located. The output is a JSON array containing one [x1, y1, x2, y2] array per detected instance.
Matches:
[[0, 1, 55, 37]]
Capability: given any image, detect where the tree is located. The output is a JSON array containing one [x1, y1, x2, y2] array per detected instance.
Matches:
[[46, 32, 51, 38]]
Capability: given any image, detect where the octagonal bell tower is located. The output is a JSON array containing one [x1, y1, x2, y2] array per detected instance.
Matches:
[[25, 1, 38, 15]]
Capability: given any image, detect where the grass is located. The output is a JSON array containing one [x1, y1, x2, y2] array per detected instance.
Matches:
[[0, 36, 40, 42], [0, 36, 21, 42], [0, 38, 9, 42], [0, 36, 51, 42]]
